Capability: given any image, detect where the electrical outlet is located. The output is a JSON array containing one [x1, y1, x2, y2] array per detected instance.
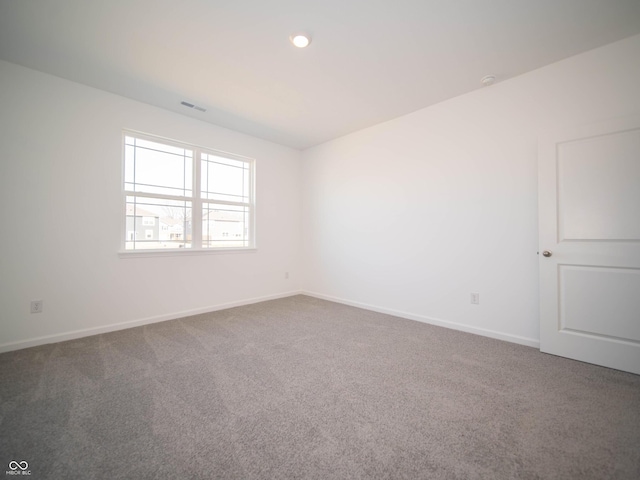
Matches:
[[285, 272, 289, 280], [470, 293, 479, 305], [31, 300, 43, 314]]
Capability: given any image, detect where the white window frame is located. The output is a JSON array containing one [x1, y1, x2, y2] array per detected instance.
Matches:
[[120, 130, 256, 256]]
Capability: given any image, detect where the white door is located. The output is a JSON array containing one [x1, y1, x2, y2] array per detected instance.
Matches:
[[538, 115, 640, 375]]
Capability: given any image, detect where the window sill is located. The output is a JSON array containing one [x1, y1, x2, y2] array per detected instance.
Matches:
[[118, 247, 257, 258]]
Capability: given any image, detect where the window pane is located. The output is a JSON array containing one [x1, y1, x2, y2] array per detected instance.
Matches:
[[124, 145, 135, 187], [124, 138, 193, 196], [125, 196, 192, 250], [202, 203, 249, 248], [185, 156, 193, 193], [201, 153, 249, 202], [135, 138, 188, 157]]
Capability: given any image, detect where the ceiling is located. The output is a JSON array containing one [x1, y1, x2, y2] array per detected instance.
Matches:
[[1, 1, 640, 150]]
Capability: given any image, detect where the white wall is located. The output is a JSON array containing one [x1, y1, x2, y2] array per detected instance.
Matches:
[[0, 60, 302, 351], [301, 34, 640, 346]]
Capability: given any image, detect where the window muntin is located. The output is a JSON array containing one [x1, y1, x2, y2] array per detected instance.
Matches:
[[123, 132, 254, 252]]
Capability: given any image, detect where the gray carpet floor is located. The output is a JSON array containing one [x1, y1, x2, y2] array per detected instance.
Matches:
[[1, 295, 639, 479]]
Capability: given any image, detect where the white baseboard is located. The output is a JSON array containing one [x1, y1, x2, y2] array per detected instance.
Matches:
[[301, 291, 540, 349], [1, 289, 540, 354], [0, 291, 302, 354]]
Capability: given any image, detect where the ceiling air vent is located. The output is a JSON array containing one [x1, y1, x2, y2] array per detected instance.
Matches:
[[180, 101, 206, 112]]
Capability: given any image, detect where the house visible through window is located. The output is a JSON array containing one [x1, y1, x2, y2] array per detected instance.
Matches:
[[123, 131, 254, 251]]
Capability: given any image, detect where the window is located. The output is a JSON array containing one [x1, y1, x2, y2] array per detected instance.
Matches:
[[123, 131, 254, 252]]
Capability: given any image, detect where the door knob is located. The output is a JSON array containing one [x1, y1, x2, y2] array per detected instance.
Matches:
[[542, 250, 552, 257]]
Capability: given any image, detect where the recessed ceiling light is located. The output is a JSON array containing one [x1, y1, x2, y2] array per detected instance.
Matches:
[[290, 33, 311, 48]]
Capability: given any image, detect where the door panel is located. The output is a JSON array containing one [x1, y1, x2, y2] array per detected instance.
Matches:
[[558, 129, 640, 241], [539, 115, 640, 375], [559, 265, 640, 342]]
